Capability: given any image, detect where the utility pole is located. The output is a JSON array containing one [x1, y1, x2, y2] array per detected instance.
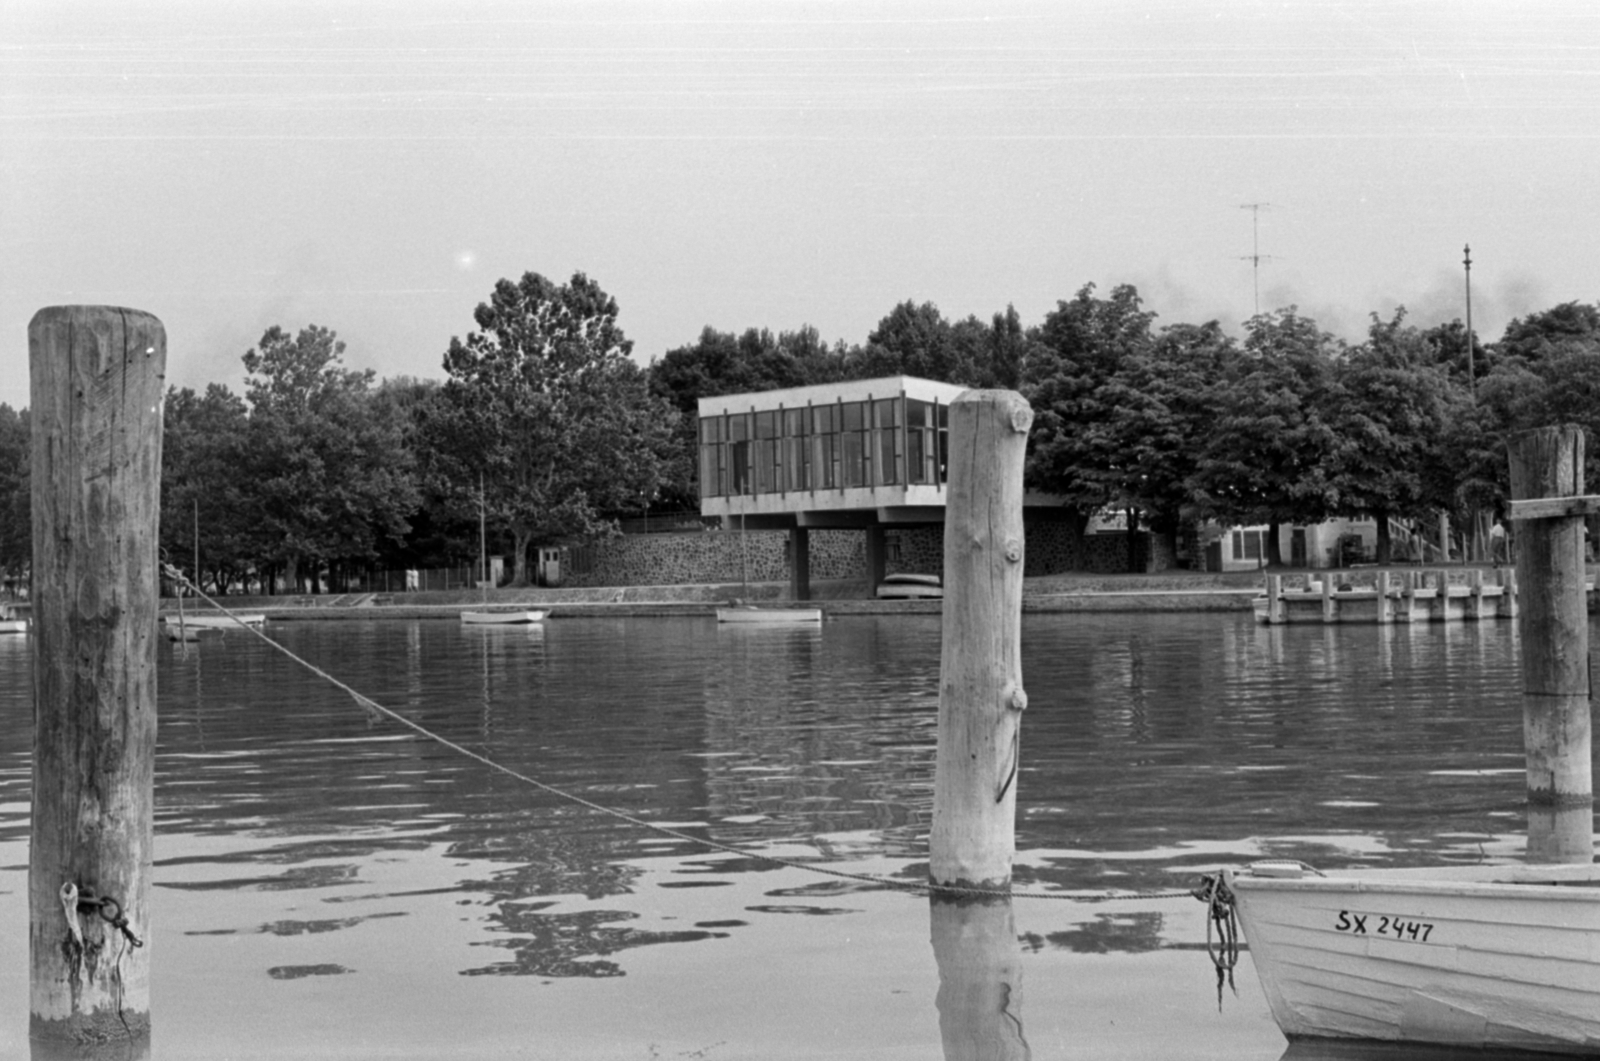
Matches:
[[1239, 203, 1274, 317], [1464, 245, 1480, 561], [1463, 244, 1476, 403]]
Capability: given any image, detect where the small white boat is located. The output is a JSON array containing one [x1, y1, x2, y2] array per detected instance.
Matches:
[[460, 610, 546, 625], [876, 573, 943, 599], [0, 604, 28, 634], [715, 606, 822, 624], [1214, 859, 1600, 1054], [162, 613, 265, 629]]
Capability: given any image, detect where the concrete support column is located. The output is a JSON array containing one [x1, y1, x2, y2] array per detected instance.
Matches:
[[789, 526, 811, 601], [865, 523, 887, 596]]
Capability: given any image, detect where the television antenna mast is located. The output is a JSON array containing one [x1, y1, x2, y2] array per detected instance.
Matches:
[[1239, 203, 1276, 317]]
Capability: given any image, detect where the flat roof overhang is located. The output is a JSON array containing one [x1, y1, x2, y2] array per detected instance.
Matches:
[[708, 499, 1067, 531]]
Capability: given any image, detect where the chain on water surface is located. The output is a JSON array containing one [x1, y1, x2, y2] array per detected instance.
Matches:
[[158, 565, 1199, 904]]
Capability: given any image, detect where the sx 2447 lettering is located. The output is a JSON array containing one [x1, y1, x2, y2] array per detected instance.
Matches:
[[1334, 911, 1436, 942]]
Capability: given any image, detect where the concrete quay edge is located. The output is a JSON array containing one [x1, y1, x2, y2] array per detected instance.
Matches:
[[159, 587, 1260, 622]]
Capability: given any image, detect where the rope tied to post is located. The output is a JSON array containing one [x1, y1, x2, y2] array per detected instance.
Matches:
[[1191, 872, 1239, 1010], [76, 888, 144, 949], [154, 562, 1199, 905]]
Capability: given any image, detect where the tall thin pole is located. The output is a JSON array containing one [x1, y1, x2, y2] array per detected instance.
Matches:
[[479, 471, 487, 600], [1464, 245, 1476, 403], [193, 496, 200, 593], [1464, 244, 1480, 561], [1240, 202, 1272, 317]]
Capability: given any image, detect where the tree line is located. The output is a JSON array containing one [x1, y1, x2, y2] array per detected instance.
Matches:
[[0, 273, 1596, 593]]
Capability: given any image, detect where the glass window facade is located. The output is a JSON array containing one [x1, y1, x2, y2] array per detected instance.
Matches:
[[783, 408, 809, 491], [840, 401, 868, 488], [698, 395, 950, 497], [874, 398, 899, 486]]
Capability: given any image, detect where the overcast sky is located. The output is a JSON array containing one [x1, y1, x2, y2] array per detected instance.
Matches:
[[5, 1, 1598, 411]]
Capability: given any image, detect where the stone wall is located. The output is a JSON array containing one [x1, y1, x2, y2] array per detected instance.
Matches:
[[560, 518, 1172, 587], [562, 529, 867, 587]]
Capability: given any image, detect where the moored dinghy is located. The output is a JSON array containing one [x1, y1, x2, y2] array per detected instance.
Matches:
[[875, 573, 943, 599], [1210, 860, 1600, 1054], [162, 612, 266, 630], [715, 604, 822, 624], [460, 609, 547, 625]]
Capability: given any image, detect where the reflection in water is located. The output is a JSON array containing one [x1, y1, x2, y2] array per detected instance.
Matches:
[[1020, 909, 1163, 954], [30, 1035, 151, 1061], [0, 613, 1551, 1059], [930, 898, 1029, 1061], [1278, 1038, 1580, 1061]]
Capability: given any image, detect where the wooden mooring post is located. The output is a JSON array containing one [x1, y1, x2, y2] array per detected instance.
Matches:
[[927, 390, 1030, 1061], [28, 307, 165, 1050], [1506, 425, 1594, 864], [929, 390, 1031, 891]]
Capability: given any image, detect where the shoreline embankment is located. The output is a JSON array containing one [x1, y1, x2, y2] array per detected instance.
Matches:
[[155, 570, 1311, 621]]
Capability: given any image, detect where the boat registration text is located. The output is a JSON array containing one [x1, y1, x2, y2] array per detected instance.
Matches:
[[1334, 910, 1436, 942]]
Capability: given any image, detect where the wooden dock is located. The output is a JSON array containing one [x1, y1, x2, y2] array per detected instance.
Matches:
[[1252, 568, 1521, 624]]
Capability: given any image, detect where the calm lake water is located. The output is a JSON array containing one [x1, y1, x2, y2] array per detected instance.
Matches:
[[0, 612, 1569, 1059]]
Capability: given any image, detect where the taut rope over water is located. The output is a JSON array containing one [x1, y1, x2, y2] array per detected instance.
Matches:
[[157, 564, 1195, 904]]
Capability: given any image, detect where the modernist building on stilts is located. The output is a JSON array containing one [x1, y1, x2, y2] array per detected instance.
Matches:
[[698, 376, 1076, 598]]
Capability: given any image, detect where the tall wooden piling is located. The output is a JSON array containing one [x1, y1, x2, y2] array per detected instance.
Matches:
[[1265, 574, 1284, 624], [1506, 425, 1594, 864], [929, 390, 1031, 890], [28, 307, 165, 1047]]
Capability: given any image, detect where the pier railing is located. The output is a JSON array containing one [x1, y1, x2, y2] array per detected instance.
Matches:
[[1253, 567, 1527, 624]]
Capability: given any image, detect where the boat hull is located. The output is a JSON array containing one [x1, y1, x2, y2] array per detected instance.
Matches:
[[0, 619, 27, 634], [875, 584, 942, 599], [460, 610, 546, 625], [1228, 863, 1600, 1054], [877, 573, 942, 599], [715, 607, 822, 624], [162, 613, 265, 629]]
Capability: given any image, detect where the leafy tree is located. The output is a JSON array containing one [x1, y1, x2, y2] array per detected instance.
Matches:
[[0, 405, 29, 593], [428, 271, 680, 585], [1480, 323, 1600, 492], [1107, 321, 1237, 555], [1023, 283, 1158, 567], [1430, 390, 1503, 542], [1189, 308, 1343, 566], [1420, 318, 1492, 396], [368, 377, 472, 572], [949, 305, 1033, 390], [1495, 301, 1600, 365], [240, 325, 419, 592], [852, 300, 961, 381], [161, 384, 251, 594], [1326, 310, 1453, 562]]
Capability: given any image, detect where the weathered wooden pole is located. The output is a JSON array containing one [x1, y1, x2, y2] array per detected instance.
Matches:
[[929, 390, 1031, 891], [29, 306, 165, 1049], [1506, 425, 1594, 864]]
